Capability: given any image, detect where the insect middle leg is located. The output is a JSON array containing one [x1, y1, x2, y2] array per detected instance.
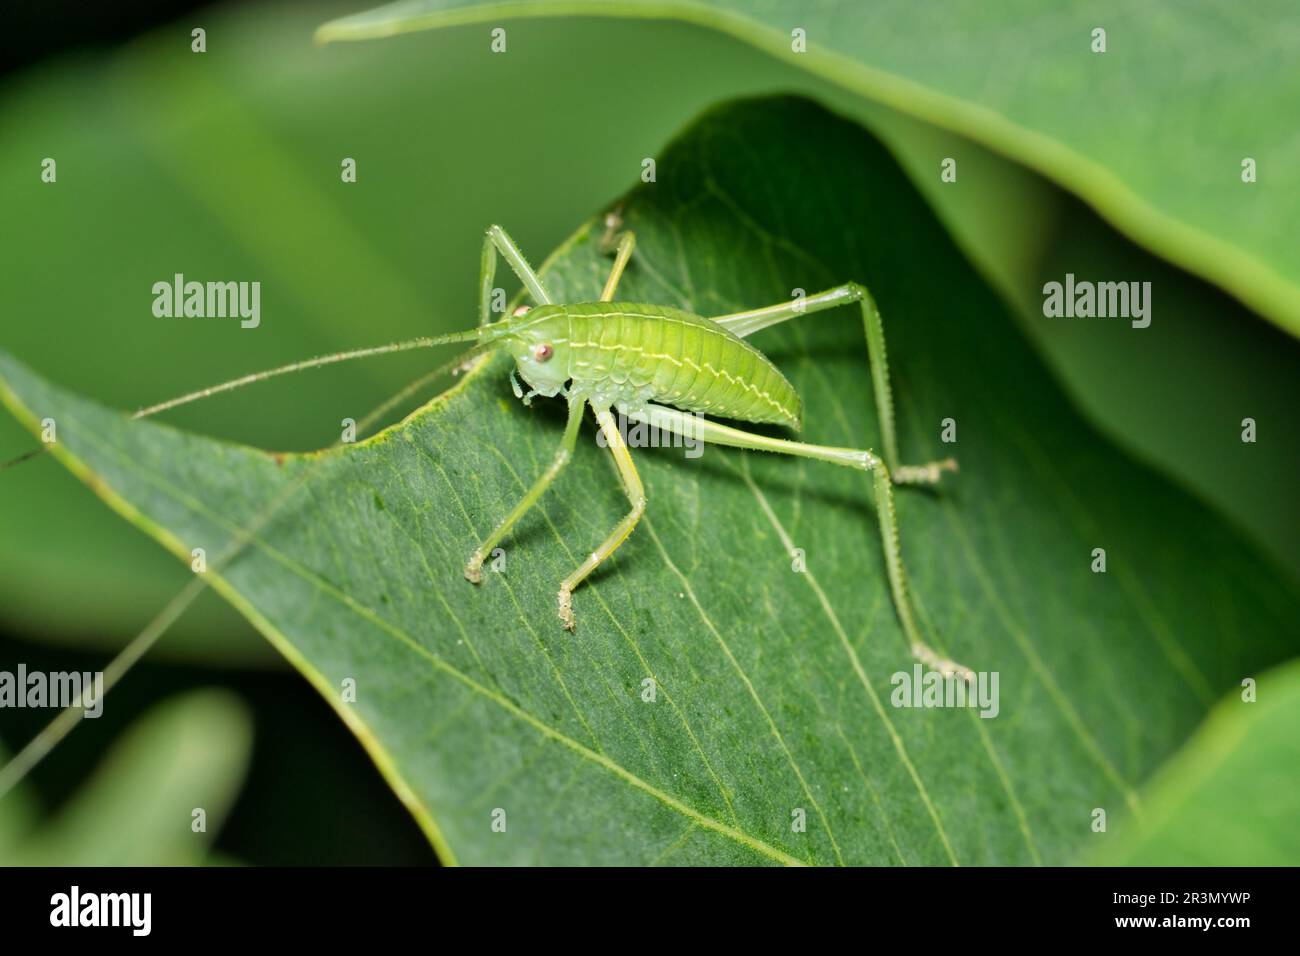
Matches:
[[464, 394, 585, 583], [557, 405, 647, 631], [710, 283, 956, 485], [622, 402, 972, 680]]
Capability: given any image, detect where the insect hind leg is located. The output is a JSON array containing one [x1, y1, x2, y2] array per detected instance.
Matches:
[[623, 402, 973, 681], [709, 283, 956, 485]]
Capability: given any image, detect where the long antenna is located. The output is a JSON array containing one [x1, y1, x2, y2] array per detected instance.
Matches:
[[0, 447, 47, 470], [133, 329, 483, 419], [1, 330, 488, 468]]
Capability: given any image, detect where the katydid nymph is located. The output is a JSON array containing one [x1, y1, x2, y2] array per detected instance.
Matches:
[[132, 224, 969, 680]]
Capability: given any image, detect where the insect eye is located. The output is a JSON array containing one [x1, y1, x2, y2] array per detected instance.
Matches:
[[533, 343, 554, 362]]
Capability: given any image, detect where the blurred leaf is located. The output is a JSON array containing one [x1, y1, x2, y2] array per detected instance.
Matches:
[[5, 689, 252, 865], [0, 742, 39, 856], [1090, 659, 1300, 865], [816, 110, 1300, 579], [874, 138, 1300, 575], [322, 0, 1300, 338], [1021, 201, 1300, 574], [2, 98, 1296, 865]]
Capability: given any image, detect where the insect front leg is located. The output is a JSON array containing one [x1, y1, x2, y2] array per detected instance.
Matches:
[[709, 283, 957, 485], [557, 405, 647, 631], [464, 394, 584, 583], [622, 402, 972, 681]]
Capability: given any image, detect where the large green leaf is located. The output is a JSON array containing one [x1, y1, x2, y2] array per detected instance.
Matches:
[[2, 98, 1295, 865], [320, 0, 1300, 338]]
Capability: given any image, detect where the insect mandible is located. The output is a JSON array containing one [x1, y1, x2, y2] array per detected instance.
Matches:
[[137, 223, 969, 679]]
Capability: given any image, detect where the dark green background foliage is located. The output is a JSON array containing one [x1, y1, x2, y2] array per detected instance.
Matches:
[[2, 1, 1296, 865]]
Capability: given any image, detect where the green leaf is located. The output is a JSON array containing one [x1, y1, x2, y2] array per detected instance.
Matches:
[[1089, 660, 1300, 866], [2, 98, 1295, 865], [320, 0, 1300, 339], [6, 689, 252, 865]]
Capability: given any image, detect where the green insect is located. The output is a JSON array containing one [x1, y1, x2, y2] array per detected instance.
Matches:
[[139, 224, 968, 678]]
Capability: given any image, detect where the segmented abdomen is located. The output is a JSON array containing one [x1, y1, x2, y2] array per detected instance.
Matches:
[[561, 303, 801, 428]]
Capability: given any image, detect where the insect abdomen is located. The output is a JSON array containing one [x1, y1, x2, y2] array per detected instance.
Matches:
[[562, 303, 801, 428]]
